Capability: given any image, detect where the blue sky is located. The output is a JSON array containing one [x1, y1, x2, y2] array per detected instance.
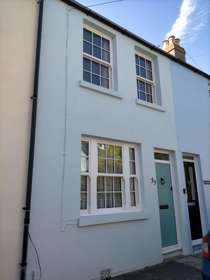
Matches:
[[77, 0, 210, 74]]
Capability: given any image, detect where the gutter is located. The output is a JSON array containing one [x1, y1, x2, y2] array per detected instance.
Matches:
[[61, 0, 210, 80], [19, 0, 44, 279]]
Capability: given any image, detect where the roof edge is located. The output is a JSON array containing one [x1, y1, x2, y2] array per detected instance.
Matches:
[[61, 0, 210, 80]]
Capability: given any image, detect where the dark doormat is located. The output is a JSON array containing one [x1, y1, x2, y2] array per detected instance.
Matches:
[[113, 261, 202, 280]]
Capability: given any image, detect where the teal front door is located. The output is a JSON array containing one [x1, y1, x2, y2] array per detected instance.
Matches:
[[155, 162, 177, 248]]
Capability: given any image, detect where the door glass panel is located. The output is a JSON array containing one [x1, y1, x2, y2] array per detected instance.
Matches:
[[188, 167, 196, 202], [154, 152, 169, 161]]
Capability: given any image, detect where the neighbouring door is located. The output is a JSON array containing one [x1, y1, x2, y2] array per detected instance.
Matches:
[[156, 162, 177, 248], [184, 161, 202, 240]]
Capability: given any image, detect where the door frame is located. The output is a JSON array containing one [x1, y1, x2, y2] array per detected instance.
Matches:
[[154, 149, 182, 254], [183, 153, 204, 246]]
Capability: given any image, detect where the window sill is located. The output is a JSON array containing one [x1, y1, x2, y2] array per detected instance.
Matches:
[[79, 80, 122, 99], [78, 210, 149, 227], [135, 99, 165, 112]]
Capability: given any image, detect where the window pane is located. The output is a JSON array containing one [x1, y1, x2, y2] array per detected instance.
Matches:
[[146, 83, 152, 94], [98, 143, 106, 157], [92, 61, 100, 75], [140, 92, 146, 101], [140, 57, 145, 67], [83, 29, 92, 42], [183, 155, 194, 160], [83, 58, 91, 71], [130, 161, 136, 175], [81, 176, 87, 191], [101, 78, 109, 89], [146, 59, 152, 70], [93, 45, 101, 59], [114, 193, 122, 207], [81, 141, 89, 157], [147, 70, 153, 81], [81, 141, 89, 172], [98, 158, 106, 173], [97, 193, 105, 208], [93, 33, 101, 47], [97, 176, 105, 191], [146, 94, 153, 103], [135, 55, 139, 65], [114, 146, 122, 159], [130, 192, 136, 207], [81, 193, 87, 210], [115, 159, 122, 173], [92, 74, 100, 86], [101, 65, 109, 78], [83, 41, 92, 55], [81, 175, 88, 210], [102, 50, 110, 62], [106, 193, 114, 208], [130, 178, 137, 207], [107, 159, 114, 173], [83, 71, 91, 82], [106, 177, 113, 191], [140, 67, 146, 78], [114, 177, 121, 191], [81, 156, 88, 172], [154, 152, 169, 161], [129, 148, 135, 161], [139, 80, 145, 92], [102, 38, 110, 51], [107, 145, 114, 158], [130, 178, 135, 191], [136, 65, 140, 76]]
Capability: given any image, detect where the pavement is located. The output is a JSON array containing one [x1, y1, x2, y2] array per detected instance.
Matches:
[[113, 254, 202, 280]]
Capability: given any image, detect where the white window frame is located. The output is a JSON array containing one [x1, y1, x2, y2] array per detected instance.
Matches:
[[135, 52, 157, 104], [80, 137, 141, 215], [83, 25, 113, 89]]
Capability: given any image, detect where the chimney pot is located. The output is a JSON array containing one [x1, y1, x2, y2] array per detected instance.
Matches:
[[162, 39, 169, 49], [174, 38, 180, 45], [168, 35, 175, 43]]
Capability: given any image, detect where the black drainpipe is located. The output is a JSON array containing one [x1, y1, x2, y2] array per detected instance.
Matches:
[[20, 0, 44, 279]]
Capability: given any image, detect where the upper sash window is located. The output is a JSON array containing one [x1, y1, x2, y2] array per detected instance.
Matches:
[[83, 28, 112, 89], [135, 54, 156, 104]]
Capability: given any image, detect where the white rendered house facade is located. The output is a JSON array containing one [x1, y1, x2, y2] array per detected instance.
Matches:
[[26, 1, 210, 279]]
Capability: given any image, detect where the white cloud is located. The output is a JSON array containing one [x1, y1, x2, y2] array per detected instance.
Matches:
[[166, 0, 207, 44]]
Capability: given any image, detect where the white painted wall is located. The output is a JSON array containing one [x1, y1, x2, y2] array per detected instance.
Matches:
[[0, 1, 38, 280], [26, 1, 190, 279], [171, 62, 210, 230]]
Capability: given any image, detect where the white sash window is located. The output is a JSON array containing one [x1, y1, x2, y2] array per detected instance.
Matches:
[[135, 54, 156, 104], [80, 137, 141, 215], [83, 27, 112, 89]]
